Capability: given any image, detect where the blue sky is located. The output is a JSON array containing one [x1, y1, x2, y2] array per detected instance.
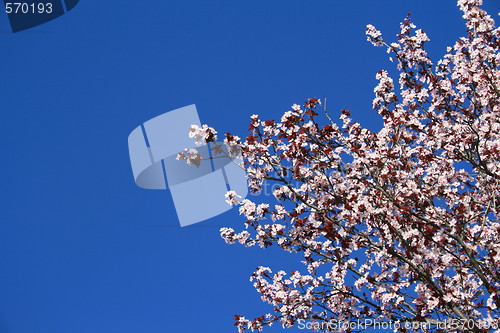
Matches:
[[1, 1, 499, 332]]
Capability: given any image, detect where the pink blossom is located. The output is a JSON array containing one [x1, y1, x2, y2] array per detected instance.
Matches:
[[183, 1, 500, 330]]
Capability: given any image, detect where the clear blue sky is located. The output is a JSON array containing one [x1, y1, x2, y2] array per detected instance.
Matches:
[[1, 1, 499, 332]]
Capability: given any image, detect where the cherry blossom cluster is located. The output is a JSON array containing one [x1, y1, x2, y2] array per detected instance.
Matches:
[[188, 124, 218, 146], [175, 148, 202, 167], [180, 1, 500, 331]]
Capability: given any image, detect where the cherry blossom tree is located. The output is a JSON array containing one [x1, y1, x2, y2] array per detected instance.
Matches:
[[180, 0, 500, 331]]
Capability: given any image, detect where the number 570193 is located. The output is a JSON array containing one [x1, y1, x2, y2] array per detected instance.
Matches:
[[5, 3, 53, 14]]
